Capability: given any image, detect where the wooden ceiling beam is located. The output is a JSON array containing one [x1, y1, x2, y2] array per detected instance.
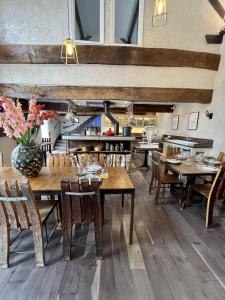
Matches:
[[0, 84, 213, 104], [0, 44, 220, 70], [18, 99, 173, 114]]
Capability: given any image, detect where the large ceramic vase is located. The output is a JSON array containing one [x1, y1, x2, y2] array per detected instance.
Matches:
[[11, 144, 44, 177]]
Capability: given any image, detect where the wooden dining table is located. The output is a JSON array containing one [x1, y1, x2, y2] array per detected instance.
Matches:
[[0, 166, 135, 244], [160, 156, 218, 207]]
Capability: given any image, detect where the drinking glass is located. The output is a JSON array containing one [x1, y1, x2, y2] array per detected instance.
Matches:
[[101, 167, 109, 179]]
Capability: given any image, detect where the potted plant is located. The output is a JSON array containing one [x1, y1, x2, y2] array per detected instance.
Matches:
[[0, 91, 58, 177]]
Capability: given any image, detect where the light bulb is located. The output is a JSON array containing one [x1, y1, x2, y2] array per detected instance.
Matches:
[[66, 43, 74, 56], [63, 39, 74, 56], [157, 0, 164, 15]]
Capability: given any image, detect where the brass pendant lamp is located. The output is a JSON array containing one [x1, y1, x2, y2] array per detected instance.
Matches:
[[152, 0, 167, 27], [61, 0, 79, 64]]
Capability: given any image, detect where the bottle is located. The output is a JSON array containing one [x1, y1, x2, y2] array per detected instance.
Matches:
[[120, 143, 124, 152], [115, 144, 119, 151]]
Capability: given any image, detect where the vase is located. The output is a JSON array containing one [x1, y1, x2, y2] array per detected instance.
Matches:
[[11, 144, 44, 177]]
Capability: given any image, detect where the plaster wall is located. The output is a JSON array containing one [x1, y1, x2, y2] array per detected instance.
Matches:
[[157, 41, 225, 156], [0, 64, 216, 90], [0, 0, 223, 54]]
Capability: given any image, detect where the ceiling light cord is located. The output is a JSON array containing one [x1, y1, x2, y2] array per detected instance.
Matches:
[[67, 0, 71, 38]]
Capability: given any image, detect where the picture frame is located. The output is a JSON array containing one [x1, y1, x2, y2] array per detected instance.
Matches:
[[171, 115, 179, 130], [188, 112, 199, 130]]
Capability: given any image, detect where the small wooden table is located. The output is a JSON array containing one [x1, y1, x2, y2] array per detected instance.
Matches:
[[0, 166, 135, 244], [135, 145, 160, 168], [160, 156, 218, 207]]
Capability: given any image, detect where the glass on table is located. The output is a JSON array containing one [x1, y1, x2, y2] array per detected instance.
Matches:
[[101, 167, 109, 179]]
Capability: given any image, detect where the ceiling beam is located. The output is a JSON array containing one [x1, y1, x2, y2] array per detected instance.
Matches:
[[208, 0, 225, 19], [0, 44, 220, 70], [18, 99, 173, 115], [0, 84, 213, 104]]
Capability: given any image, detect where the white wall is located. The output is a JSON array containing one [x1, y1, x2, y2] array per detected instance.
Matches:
[[0, 0, 223, 54], [0, 64, 216, 89], [41, 118, 61, 146], [157, 40, 225, 155], [144, 0, 223, 53], [0, 137, 17, 166]]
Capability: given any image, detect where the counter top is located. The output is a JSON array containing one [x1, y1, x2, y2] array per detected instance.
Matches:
[[62, 135, 135, 141]]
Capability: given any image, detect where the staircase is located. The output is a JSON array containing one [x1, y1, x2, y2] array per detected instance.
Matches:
[[53, 136, 67, 153], [71, 115, 98, 135]]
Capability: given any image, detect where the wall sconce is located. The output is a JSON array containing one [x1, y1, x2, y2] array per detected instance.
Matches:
[[152, 0, 167, 27], [61, 0, 79, 64], [205, 110, 213, 119]]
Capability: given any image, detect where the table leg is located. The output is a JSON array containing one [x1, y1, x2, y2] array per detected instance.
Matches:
[[93, 190, 103, 259], [100, 192, 105, 225], [182, 175, 197, 209], [129, 191, 135, 245], [143, 151, 149, 168]]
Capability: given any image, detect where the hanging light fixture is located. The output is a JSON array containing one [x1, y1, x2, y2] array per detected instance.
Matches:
[[152, 0, 167, 27], [61, 0, 79, 64], [65, 100, 79, 122]]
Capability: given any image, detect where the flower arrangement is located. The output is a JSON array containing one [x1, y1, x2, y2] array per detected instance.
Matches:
[[0, 92, 58, 146]]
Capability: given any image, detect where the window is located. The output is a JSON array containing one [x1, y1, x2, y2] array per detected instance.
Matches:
[[75, 0, 101, 42], [72, 0, 144, 45], [115, 0, 139, 44]]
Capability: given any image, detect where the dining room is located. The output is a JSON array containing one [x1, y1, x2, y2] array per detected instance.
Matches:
[[1, 0, 225, 299]]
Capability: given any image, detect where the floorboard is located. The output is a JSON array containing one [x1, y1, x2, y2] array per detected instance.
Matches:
[[0, 161, 225, 300]]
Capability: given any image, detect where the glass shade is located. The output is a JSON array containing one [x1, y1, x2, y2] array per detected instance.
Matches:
[[152, 0, 167, 27], [61, 38, 79, 64]]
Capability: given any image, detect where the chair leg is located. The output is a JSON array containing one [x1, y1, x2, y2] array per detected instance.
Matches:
[[93, 191, 103, 259], [149, 175, 154, 194], [32, 224, 45, 267], [206, 197, 214, 228], [0, 222, 9, 268], [178, 184, 183, 206], [155, 183, 161, 205], [184, 185, 193, 209], [162, 185, 165, 199], [121, 194, 124, 207]]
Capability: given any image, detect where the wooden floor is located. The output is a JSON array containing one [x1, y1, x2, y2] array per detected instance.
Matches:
[[1, 165, 225, 299]]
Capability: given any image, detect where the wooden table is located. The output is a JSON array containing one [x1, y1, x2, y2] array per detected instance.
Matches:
[[0, 166, 135, 244], [134, 145, 160, 168], [160, 156, 218, 207]]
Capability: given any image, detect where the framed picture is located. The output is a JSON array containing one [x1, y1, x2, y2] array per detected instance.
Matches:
[[171, 115, 179, 130], [188, 112, 199, 130]]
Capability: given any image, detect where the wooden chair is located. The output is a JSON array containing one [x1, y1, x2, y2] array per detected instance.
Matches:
[[105, 153, 132, 172], [166, 146, 174, 158], [187, 163, 225, 228], [149, 152, 183, 205], [0, 179, 59, 268], [47, 153, 72, 167], [61, 178, 103, 260], [198, 151, 225, 184]]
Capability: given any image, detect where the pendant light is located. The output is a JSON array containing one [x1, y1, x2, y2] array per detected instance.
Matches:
[[61, 0, 79, 64], [152, 0, 167, 27]]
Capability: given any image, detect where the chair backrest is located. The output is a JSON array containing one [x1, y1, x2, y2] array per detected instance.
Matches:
[[0, 152, 3, 167], [61, 178, 100, 224], [166, 146, 174, 158], [208, 163, 225, 201], [105, 154, 132, 171], [206, 163, 225, 226], [151, 152, 161, 181], [217, 152, 224, 162], [47, 153, 72, 167], [0, 179, 42, 230], [220, 153, 225, 163]]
